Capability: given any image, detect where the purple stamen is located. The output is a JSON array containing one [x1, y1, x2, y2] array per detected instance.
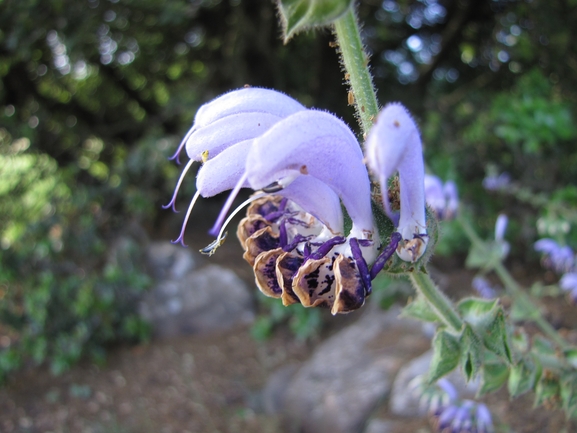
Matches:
[[286, 217, 311, 227], [264, 210, 288, 222], [279, 197, 288, 211], [208, 172, 248, 237], [370, 232, 402, 280], [303, 242, 312, 258], [279, 220, 288, 247], [162, 158, 195, 212], [350, 238, 372, 295], [282, 234, 313, 252], [307, 236, 346, 261], [168, 126, 195, 165]]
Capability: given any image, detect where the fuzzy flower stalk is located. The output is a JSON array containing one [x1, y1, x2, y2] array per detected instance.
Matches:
[[165, 87, 428, 314]]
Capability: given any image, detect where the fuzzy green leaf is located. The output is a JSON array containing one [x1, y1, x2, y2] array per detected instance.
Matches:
[[508, 356, 541, 398], [479, 361, 509, 395], [460, 324, 484, 382], [465, 240, 506, 271], [535, 372, 561, 409], [277, 0, 353, 41], [560, 374, 577, 417], [401, 293, 441, 323], [564, 348, 577, 369], [458, 298, 513, 363], [429, 329, 461, 383]]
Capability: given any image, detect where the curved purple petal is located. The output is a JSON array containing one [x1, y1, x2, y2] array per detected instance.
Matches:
[[246, 110, 374, 237], [424, 174, 445, 216], [196, 139, 253, 197], [194, 87, 306, 129], [280, 176, 344, 235], [186, 112, 284, 161], [366, 103, 427, 261]]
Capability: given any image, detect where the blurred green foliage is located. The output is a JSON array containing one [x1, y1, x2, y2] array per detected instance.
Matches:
[[0, 129, 153, 379]]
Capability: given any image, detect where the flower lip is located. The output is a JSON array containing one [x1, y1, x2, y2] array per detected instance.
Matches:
[[170, 87, 306, 163]]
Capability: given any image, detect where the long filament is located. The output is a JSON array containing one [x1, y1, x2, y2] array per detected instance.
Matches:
[[171, 190, 202, 247], [208, 172, 248, 237], [163, 158, 196, 212], [169, 126, 195, 164], [210, 192, 268, 248]]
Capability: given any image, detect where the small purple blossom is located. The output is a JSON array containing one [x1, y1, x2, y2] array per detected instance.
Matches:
[[494, 214, 510, 258], [472, 276, 498, 299], [482, 172, 511, 191], [366, 103, 428, 262], [434, 400, 494, 433], [424, 174, 459, 220], [560, 272, 577, 304], [410, 375, 495, 433], [534, 238, 575, 274]]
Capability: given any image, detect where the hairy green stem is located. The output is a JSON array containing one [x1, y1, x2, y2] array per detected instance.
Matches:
[[333, 7, 379, 136], [410, 271, 463, 332], [458, 216, 570, 350]]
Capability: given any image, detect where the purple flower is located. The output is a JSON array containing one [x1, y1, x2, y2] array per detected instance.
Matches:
[[411, 375, 495, 433], [534, 238, 575, 274], [166, 87, 389, 314], [494, 214, 510, 258], [424, 174, 459, 220], [366, 103, 428, 262], [411, 376, 458, 415], [434, 400, 494, 433], [472, 276, 498, 299], [166, 90, 429, 313], [560, 272, 577, 304], [482, 172, 511, 191]]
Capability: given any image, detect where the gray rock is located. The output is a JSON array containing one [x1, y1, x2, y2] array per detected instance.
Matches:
[[146, 241, 196, 280], [389, 349, 480, 417], [274, 305, 428, 433], [139, 264, 255, 337], [261, 364, 300, 414], [363, 419, 400, 433]]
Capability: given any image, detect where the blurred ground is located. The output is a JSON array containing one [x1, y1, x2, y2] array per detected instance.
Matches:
[[0, 267, 575, 433], [1, 204, 576, 433]]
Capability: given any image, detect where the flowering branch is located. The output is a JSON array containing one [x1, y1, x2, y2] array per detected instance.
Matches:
[[458, 216, 570, 350]]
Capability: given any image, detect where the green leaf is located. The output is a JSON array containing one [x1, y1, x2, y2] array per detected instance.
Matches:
[[560, 373, 577, 417], [460, 324, 484, 381], [458, 297, 499, 324], [401, 293, 441, 323], [508, 356, 541, 398], [465, 241, 505, 271], [277, 0, 353, 41], [458, 298, 513, 363], [479, 361, 509, 395], [428, 329, 461, 383], [564, 348, 577, 369], [534, 372, 561, 409]]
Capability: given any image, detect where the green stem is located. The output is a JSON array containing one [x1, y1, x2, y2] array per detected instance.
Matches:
[[333, 7, 379, 136], [458, 216, 570, 350], [410, 271, 463, 332]]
